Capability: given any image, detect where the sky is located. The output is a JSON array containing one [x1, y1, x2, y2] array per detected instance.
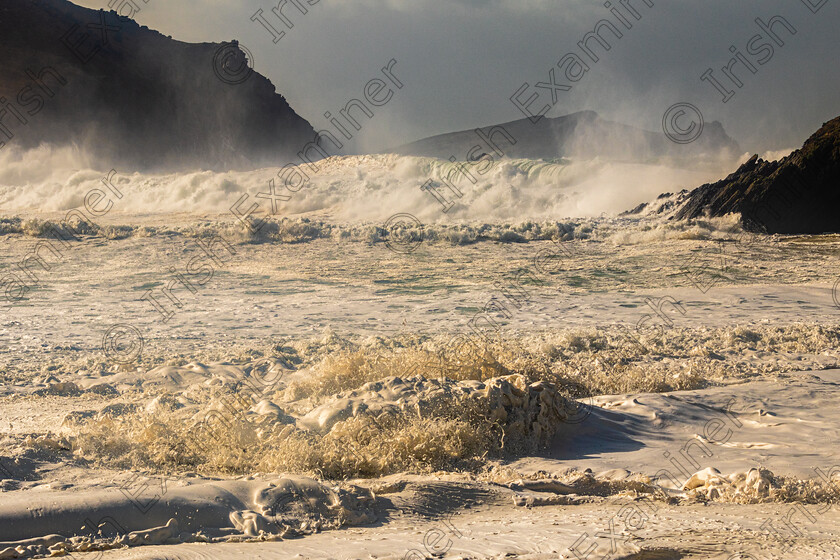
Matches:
[[75, 0, 840, 155]]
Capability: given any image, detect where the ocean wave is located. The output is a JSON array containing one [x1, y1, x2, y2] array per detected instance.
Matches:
[[0, 148, 732, 221], [0, 209, 763, 250]]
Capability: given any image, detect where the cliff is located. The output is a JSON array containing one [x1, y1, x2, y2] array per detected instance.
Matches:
[[0, 0, 316, 171], [673, 116, 840, 234]]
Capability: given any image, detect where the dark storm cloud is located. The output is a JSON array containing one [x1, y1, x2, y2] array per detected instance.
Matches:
[[75, 0, 839, 155]]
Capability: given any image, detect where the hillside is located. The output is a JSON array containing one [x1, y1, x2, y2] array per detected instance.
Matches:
[[0, 0, 315, 171]]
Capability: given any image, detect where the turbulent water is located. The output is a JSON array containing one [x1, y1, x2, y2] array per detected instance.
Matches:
[[0, 146, 733, 220], [3, 147, 840, 557]]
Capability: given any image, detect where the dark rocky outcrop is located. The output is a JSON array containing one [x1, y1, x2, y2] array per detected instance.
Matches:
[[673, 116, 840, 234], [0, 0, 315, 171], [621, 190, 692, 218], [386, 110, 740, 165]]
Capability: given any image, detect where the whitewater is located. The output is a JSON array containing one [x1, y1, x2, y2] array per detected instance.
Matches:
[[0, 144, 733, 219], [2, 146, 840, 559]]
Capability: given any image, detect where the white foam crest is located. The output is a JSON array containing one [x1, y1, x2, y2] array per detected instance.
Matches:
[[0, 149, 732, 221]]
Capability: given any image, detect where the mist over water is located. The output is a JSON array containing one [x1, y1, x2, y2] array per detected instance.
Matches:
[[0, 146, 737, 221]]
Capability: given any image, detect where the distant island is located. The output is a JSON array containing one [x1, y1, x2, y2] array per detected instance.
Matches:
[[386, 110, 741, 164]]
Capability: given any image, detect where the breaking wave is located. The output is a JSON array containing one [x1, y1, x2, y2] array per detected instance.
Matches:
[[0, 148, 732, 221], [0, 210, 759, 249]]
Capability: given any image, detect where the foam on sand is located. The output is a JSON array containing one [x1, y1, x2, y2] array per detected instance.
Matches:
[[62, 373, 574, 478], [0, 476, 375, 557], [5, 368, 840, 557]]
